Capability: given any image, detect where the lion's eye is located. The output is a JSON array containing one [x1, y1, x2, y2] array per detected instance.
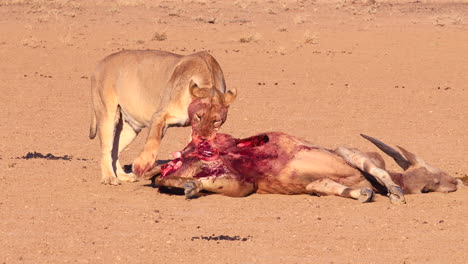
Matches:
[[195, 113, 203, 121]]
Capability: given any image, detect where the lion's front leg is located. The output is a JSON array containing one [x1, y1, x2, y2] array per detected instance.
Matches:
[[133, 111, 167, 177]]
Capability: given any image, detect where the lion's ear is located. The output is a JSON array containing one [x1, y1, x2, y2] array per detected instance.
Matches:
[[223, 88, 237, 106], [189, 80, 214, 98]]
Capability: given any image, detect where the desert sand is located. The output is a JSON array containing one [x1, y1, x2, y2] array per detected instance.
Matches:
[[0, 0, 467, 263]]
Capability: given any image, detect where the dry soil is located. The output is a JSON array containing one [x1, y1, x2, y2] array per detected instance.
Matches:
[[0, 1, 467, 263]]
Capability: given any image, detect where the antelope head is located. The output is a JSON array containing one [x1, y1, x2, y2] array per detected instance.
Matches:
[[361, 134, 462, 194]]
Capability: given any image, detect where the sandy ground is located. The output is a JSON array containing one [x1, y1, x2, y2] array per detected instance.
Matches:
[[1, 0, 467, 263]]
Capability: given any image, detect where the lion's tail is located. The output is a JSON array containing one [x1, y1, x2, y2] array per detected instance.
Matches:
[[89, 75, 98, 139], [89, 111, 97, 139]]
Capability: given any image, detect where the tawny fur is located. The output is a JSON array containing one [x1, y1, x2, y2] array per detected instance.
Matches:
[[147, 132, 462, 204], [89, 50, 236, 185]]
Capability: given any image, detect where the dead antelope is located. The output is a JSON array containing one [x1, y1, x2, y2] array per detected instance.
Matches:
[[144, 132, 462, 204]]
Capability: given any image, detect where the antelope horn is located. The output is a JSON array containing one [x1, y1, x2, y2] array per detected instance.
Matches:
[[360, 134, 411, 170]]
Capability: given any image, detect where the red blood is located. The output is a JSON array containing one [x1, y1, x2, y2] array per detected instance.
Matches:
[[194, 165, 229, 178], [195, 141, 220, 160], [160, 158, 183, 178], [160, 133, 296, 181], [235, 134, 269, 148]]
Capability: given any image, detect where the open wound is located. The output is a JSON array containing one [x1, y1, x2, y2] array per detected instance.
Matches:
[[160, 158, 183, 178], [161, 134, 270, 179], [236, 134, 269, 148]]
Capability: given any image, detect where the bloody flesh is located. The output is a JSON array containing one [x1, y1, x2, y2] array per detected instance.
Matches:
[[160, 158, 183, 177], [159, 132, 298, 182], [236, 134, 269, 148]]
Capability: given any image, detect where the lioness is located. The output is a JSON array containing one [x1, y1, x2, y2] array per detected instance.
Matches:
[[89, 50, 236, 185]]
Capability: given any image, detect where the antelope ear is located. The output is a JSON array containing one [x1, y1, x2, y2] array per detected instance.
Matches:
[[223, 88, 237, 106], [397, 146, 426, 167], [189, 80, 213, 98]]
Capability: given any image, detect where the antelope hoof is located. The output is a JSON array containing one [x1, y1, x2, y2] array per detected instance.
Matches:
[[388, 186, 406, 204], [358, 188, 374, 203], [183, 182, 200, 199]]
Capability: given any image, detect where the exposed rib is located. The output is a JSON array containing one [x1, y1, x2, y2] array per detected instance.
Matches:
[[360, 134, 410, 170]]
